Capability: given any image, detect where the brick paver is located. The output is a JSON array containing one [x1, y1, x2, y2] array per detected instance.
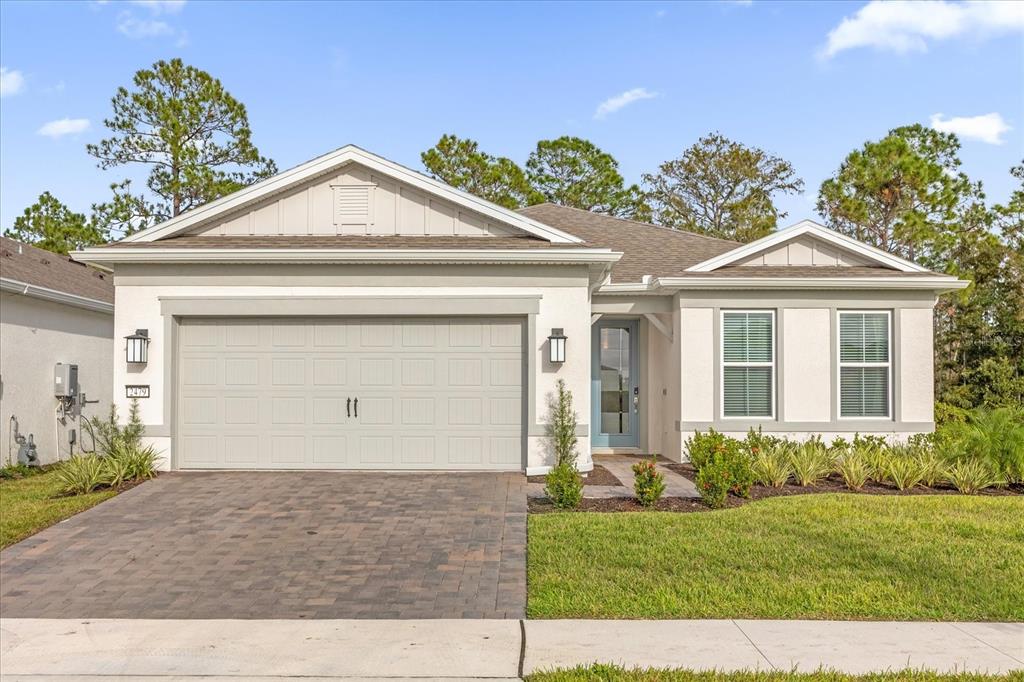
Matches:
[[0, 471, 527, 619]]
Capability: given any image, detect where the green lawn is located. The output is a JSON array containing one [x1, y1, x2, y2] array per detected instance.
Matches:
[[526, 667, 1021, 682], [528, 494, 1024, 621], [0, 466, 118, 549]]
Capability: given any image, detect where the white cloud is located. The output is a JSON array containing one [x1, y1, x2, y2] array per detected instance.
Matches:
[[1, 67, 25, 97], [594, 87, 659, 120], [821, 1, 1024, 58], [117, 12, 174, 38], [37, 118, 91, 139], [130, 0, 186, 14], [930, 112, 1012, 144]]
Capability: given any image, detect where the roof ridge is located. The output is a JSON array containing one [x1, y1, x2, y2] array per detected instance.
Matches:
[[519, 203, 740, 246]]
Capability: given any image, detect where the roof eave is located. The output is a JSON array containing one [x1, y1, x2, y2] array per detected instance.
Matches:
[[597, 276, 970, 294], [72, 247, 623, 267], [0, 277, 114, 314]]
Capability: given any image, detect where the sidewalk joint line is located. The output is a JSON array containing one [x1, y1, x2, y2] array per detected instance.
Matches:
[[950, 622, 1024, 665], [732, 619, 777, 671], [518, 618, 527, 678]]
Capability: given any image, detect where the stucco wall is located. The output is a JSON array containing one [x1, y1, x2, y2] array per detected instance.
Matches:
[[675, 290, 937, 457], [0, 292, 114, 465], [110, 263, 593, 473]]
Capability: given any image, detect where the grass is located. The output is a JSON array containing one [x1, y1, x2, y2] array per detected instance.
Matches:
[[0, 465, 118, 549], [528, 494, 1024, 621], [526, 667, 1023, 681]]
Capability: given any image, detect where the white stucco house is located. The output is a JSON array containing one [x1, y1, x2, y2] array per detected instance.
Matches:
[[75, 145, 968, 474], [1, 236, 114, 465]]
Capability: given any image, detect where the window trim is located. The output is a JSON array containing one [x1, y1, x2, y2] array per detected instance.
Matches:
[[720, 309, 776, 421], [836, 309, 893, 420]]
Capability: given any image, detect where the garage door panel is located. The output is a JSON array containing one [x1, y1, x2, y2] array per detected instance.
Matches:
[[177, 317, 522, 470]]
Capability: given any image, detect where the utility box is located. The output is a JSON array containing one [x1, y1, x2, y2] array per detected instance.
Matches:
[[54, 363, 79, 399]]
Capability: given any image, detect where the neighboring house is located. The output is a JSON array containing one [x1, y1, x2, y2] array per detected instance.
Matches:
[[1, 236, 114, 465], [74, 145, 968, 474]]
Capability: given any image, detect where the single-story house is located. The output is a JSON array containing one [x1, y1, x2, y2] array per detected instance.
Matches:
[[75, 145, 968, 474], [1, 236, 114, 465]]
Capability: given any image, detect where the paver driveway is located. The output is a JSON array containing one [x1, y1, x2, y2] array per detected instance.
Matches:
[[0, 471, 526, 619]]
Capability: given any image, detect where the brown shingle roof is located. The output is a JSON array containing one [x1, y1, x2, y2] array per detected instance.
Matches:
[[519, 204, 944, 281], [98, 234, 580, 249], [1, 236, 113, 304], [518, 203, 738, 282]]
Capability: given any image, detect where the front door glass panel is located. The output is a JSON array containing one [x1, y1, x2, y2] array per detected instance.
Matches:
[[599, 327, 632, 436]]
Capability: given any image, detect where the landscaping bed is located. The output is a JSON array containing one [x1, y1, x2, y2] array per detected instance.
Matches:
[[527, 493, 1024, 621], [529, 463, 621, 487]]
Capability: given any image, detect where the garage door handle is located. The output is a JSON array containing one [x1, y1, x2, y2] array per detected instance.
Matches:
[[353, 398, 358, 418], [346, 398, 351, 418]]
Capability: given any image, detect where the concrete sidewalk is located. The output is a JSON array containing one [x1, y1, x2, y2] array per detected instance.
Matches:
[[1, 618, 1021, 680]]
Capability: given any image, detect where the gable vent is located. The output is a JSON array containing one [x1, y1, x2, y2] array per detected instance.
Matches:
[[332, 183, 375, 225]]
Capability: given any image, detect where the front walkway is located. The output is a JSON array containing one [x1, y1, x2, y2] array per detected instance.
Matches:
[[527, 453, 700, 500], [1, 618, 1020, 679], [0, 471, 526, 619]]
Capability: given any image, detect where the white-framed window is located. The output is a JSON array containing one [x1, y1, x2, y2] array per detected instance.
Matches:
[[721, 310, 775, 419], [838, 310, 891, 419]]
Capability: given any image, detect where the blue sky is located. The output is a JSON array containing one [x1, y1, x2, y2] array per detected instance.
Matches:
[[1, 0, 1022, 232]]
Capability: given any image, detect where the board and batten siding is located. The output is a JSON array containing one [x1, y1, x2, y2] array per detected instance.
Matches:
[[736, 235, 873, 267], [186, 162, 517, 238]]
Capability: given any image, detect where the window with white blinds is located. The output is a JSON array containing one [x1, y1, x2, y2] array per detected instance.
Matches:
[[839, 311, 891, 418], [721, 311, 775, 418]]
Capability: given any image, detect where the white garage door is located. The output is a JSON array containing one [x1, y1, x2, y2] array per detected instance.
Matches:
[[176, 317, 524, 470]]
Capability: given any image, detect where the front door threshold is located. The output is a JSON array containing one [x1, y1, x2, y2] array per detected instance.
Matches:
[[591, 447, 643, 455]]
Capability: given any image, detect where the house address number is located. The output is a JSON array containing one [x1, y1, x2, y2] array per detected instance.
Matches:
[[126, 385, 150, 399]]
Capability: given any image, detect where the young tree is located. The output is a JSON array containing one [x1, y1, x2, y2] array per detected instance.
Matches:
[[87, 58, 277, 232], [816, 124, 978, 262], [642, 132, 803, 242], [6, 192, 105, 254], [421, 134, 540, 209], [526, 136, 650, 220]]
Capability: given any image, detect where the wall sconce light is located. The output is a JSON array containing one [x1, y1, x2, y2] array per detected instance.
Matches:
[[125, 329, 150, 365], [548, 328, 567, 364]]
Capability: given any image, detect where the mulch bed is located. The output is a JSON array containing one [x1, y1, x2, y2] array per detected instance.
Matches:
[[529, 463, 1022, 514], [527, 464, 622, 487]]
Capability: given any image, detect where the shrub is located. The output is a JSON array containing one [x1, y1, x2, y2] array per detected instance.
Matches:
[[685, 429, 741, 471], [720, 447, 755, 498], [547, 379, 579, 469], [742, 427, 781, 459], [632, 458, 666, 507], [88, 400, 145, 456], [913, 443, 948, 488], [55, 455, 107, 495], [835, 451, 870, 491], [853, 436, 889, 482], [545, 462, 583, 510], [695, 456, 731, 509], [884, 447, 925, 490], [787, 438, 834, 486], [102, 455, 131, 488], [947, 458, 1003, 495], [751, 443, 792, 488], [962, 407, 1024, 484], [109, 441, 161, 481], [0, 463, 43, 480]]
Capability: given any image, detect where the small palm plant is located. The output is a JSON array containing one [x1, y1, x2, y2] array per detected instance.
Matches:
[[751, 443, 792, 488], [788, 438, 834, 486]]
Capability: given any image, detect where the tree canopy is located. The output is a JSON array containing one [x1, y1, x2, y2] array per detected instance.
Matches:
[[421, 134, 540, 209], [87, 58, 277, 236], [526, 136, 650, 220], [6, 192, 105, 255], [643, 132, 803, 242]]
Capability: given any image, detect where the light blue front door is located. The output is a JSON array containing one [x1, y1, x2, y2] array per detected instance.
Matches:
[[591, 319, 640, 448]]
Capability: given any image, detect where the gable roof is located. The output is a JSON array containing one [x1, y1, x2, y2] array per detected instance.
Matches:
[[0, 236, 114, 311], [123, 145, 583, 245], [518, 204, 738, 282], [686, 219, 930, 273]]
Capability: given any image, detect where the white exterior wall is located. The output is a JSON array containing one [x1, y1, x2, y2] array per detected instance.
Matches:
[[676, 291, 937, 458], [0, 292, 114, 465], [111, 267, 592, 473], [644, 310, 682, 460], [782, 308, 831, 422]]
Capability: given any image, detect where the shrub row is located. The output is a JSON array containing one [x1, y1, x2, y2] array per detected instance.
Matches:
[[686, 406, 1023, 508]]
